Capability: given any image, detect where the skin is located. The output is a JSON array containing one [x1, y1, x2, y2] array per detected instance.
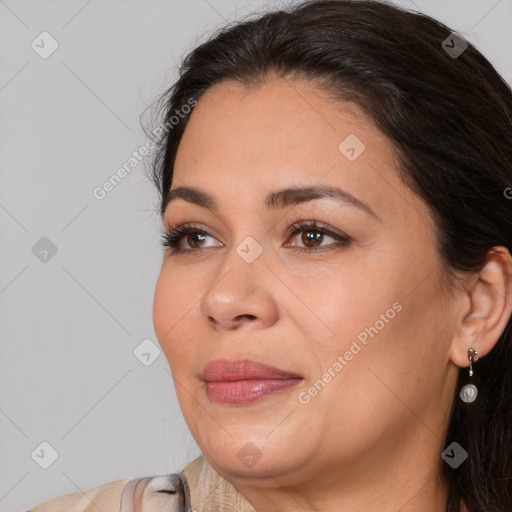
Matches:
[[152, 76, 512, 512]]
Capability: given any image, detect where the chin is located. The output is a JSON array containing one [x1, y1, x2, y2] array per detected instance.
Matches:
[[196, 425, 312, 479], [208, 446, 303, 480]]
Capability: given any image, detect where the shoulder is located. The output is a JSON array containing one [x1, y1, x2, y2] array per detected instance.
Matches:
[[26, 478, 130, 512], [27, 472, 190, 512]]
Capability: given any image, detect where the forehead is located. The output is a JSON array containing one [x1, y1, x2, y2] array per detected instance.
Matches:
[[171, 77, 430, 226], [178, 77, 379, 159]]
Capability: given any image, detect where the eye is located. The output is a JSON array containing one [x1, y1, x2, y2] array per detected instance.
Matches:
[[160, 224, 220, 254], [283, 220, 352, 253], [160, 220, 352, 256]]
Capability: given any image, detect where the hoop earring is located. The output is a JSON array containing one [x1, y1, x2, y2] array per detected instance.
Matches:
[[459, 347, 478, 403]]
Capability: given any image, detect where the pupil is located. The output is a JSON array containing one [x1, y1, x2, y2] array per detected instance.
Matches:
[[303, 230, 322, 247], [189, 233, 205, 248]]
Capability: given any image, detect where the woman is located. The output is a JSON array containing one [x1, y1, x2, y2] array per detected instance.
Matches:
[[28, 0, 512, 510]]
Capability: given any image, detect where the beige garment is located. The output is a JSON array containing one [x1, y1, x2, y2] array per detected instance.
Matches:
[[27, 455, 255, 512], [184, 454, 255, 512]]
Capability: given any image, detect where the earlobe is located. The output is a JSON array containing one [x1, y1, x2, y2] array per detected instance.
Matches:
[[449, 246, 512, 368]]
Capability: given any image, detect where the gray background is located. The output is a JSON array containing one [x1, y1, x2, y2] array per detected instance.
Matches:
[[1, 1, 510, 511]]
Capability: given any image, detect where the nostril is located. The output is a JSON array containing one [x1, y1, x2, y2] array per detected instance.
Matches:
[[235, 314, 256, 322]]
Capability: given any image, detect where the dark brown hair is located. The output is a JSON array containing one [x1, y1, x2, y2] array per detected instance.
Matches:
[[145, 1, 512, 510]]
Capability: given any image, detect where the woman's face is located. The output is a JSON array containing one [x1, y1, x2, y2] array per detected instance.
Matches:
[[153, 77, 460, 485]]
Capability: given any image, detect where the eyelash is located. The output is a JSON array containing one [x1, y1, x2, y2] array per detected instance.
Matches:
[[160, 219, 352, 256]]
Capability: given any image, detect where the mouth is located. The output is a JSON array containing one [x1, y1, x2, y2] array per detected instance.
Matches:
[[201, 358, 303, 405]]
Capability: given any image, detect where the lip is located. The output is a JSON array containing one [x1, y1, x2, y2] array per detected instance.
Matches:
[[202, 358, 302, 381], [201, 358, 303, 405]]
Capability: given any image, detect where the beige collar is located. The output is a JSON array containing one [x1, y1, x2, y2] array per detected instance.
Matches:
[[183, 455, 255, 512]]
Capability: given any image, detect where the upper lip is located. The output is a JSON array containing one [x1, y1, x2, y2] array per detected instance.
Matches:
[[201, 358, 302, 382]]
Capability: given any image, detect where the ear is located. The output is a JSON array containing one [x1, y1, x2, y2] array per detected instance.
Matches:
[[449, 246, 512, 368]]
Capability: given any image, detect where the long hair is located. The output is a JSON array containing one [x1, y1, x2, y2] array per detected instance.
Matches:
[[145, 1, 512, 509]]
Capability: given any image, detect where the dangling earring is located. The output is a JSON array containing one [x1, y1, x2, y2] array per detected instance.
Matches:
[[459, 347, 478, 403]]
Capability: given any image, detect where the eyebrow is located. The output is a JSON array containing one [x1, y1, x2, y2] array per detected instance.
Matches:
[[165, 185, 379, 219]]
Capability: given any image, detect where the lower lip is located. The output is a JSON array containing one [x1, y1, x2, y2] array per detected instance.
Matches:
[[205, 378, 302, 405]]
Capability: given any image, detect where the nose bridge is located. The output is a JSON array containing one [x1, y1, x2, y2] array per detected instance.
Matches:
[[234, 232, 266, 265], [215, 205, 270, 271], [212, 230, 268, 295]]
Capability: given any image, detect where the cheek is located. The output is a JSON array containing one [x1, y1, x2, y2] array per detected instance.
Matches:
[[282, 257, 401, 359], [152, 268, 199, 368], [153, 273, 172, 352], [288, 253, 442, 401], [308, 268, 450, 429], [292, 233, 441, 365]]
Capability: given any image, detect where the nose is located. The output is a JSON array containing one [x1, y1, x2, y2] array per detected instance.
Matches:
[[199, 259, 280, 331]]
